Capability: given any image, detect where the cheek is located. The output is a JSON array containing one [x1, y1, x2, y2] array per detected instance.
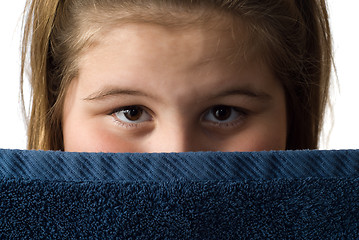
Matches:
[[222, 127, 287, 152], [222, 108, 287, 151], [63, 121, 139, 153], [245, 128, 287, 151]]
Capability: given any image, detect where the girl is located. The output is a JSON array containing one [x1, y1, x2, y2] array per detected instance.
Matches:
[[21, 0, 332, 152]]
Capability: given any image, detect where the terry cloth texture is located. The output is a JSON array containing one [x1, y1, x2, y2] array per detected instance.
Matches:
[[0, 149, 358, 239]]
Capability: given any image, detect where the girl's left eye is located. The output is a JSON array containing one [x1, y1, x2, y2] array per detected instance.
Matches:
[[203, 105, 247, 124], [112, 106, 152, 124]]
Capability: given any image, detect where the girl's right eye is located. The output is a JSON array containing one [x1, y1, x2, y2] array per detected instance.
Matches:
[[111, 106, 152, 125]]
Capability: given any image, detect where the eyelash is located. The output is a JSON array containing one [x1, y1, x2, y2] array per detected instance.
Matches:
[[111, 118, 141, 129], [109, 105, 249, 129], [109, 105, 153, 128], [201, 106, 248, 129]]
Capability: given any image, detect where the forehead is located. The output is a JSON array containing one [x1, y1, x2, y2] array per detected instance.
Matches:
[[85, 25, 242, 69], [76, 21, 277, 102], [78, 6, 261, 64]]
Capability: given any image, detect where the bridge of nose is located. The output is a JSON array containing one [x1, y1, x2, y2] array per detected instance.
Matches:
[[145, 119, 210, 152]]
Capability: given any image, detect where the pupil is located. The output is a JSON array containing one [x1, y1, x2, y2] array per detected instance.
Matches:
[[213, 106, 231, 121], [124, 107, 142, 121]]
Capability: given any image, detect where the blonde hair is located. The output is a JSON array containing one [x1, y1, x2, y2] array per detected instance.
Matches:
[[21, 0, 333, 150]]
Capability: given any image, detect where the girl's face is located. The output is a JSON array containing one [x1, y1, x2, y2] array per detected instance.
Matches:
[[62, 22, 287, 153]]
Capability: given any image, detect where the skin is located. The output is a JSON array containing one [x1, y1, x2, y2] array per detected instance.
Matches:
[[62, 22, 287, 153]]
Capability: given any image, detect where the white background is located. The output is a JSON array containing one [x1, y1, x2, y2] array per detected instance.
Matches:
[[0, 1, 358, 150]]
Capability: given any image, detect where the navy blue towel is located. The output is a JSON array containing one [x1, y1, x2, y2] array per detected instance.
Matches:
[[0, 149, 359, 239]]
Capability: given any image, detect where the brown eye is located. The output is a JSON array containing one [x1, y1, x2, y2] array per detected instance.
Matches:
[[212, 106, 232, 121], [203, 105, 246, 125], [122, 107, 143, 121], [112, 106, 152, 123]]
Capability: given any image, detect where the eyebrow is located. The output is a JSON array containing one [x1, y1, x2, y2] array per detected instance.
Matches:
[[83, 88, 156, 101], [210, 88, 272, 101]]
